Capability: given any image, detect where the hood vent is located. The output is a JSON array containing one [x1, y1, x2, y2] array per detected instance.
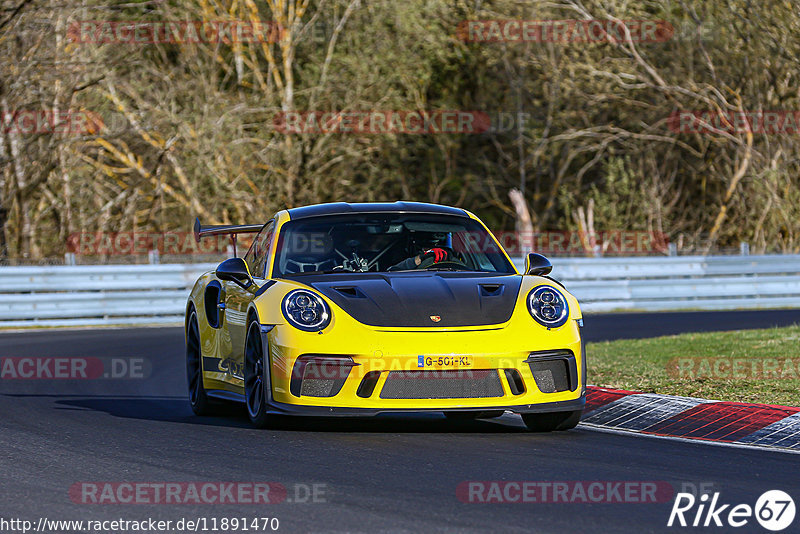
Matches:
[[479, 284, 504, 297], [333, 286, 367, 299]]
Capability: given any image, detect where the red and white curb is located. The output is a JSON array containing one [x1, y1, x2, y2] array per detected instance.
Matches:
[[581, 387, 800, 451]]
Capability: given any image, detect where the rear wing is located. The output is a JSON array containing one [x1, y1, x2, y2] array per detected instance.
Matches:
[[193, 218, 263, 257]]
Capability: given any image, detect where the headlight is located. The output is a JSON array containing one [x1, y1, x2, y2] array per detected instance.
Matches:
[[282, 289, 331, 331], [527, 285, 569, 328]]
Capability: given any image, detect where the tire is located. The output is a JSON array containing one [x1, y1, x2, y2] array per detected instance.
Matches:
[[186, 310, 213, 415], [444, 410, 505, 420], [244, 319, 274, 428], [521, 410, 582, 432]]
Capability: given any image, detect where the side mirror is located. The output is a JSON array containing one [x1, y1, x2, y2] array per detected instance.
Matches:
[[524, 253, 553, 276], [216, 257, 253, 288]]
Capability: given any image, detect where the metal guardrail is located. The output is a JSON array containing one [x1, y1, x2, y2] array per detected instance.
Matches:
[[0, 264, 215, 327], [0, 255, 799, 327], [534, 255, 800, 313]]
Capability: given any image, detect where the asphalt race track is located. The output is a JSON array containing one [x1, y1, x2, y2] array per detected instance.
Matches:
[[1, 309, 799, 533], [582, 308, 800, 342]]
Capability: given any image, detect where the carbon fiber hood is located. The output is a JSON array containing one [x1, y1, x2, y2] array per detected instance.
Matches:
[[299, 272, 523, 328]]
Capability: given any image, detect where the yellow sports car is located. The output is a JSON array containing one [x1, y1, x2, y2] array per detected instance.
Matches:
[[186, 202, 585, 431]]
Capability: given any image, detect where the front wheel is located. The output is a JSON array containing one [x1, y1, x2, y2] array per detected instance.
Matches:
[[521, 410, 582, 432], [244, 319, 275, 428], [186, 310, 213, 415]]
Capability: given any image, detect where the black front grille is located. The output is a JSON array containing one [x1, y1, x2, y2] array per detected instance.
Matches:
[[379, 370, 504, 399], [290, 356, 352, 398], [299, 375, 342, 397], [525, 350, 578, 393], [297, 360, 348, 397], [528, 360, 569, 393]]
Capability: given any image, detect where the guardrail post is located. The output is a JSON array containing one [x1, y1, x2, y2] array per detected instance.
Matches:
[[668, 243, 677, 256], [740, 242, 750, 256], [148, 249, 160, 264], [64, 252, 76, 265]]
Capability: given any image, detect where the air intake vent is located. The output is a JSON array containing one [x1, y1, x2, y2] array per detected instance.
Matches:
[[290, 355, 354, 397], [300, 373, 342, 397], [479, 284, 504, 297], [204, 281, 222, 329], [333, 286, 366, 298], [356, 371, 381, 398], [504, 369, 526, 395], [379, 370, 504, 399], [525, 350, 578, 393]]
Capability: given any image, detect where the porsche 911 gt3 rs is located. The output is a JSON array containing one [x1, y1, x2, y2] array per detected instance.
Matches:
[[185, 202, 585, 431]]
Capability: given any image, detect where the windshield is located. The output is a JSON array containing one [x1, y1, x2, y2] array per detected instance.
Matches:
[[272, 213, 515, 276]]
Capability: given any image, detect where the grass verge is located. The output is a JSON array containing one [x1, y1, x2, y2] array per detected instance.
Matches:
[[587, 325, 800, 407]]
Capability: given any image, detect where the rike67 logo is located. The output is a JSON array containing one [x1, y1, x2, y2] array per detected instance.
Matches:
[[668, 490, 795, 531]]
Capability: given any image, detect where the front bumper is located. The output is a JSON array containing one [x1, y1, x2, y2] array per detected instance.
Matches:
[[263, 396, 585, 417], [262, 318, 585, 413]]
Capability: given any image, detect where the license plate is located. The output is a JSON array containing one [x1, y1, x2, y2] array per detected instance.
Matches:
[[418, 355, 471, 368]]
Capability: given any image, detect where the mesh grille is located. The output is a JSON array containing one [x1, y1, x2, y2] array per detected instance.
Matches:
[[528, 360, 570, 393], [297, 361, 348, 397], [300, 377, 337, 397], [379, 370, 504, 399]]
